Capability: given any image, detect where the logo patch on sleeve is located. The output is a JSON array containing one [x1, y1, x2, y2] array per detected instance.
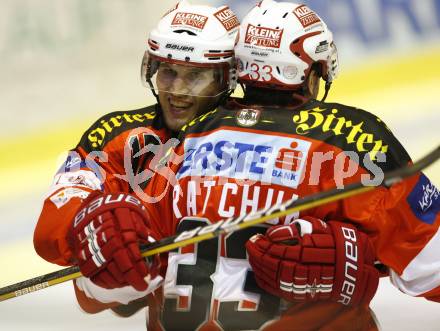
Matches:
[[407, 174, 440, 224]]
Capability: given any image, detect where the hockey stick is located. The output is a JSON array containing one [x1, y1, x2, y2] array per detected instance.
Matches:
[[1, 145, 439, 302]]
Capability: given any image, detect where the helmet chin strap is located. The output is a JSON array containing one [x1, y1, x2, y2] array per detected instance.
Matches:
[[147, 77, 160, 104], [320, 81, 332, 102], [218, 89, 234, 107]]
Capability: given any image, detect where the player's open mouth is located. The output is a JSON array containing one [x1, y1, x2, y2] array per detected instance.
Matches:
[[168, 99, 193, 115], [170, 102, 191, 109]]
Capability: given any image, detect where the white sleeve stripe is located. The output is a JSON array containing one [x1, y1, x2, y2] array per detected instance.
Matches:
[[390, 226, 440, 296]]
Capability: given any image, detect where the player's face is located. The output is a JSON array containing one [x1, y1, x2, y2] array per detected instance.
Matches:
[[157, 63, 224, 132]]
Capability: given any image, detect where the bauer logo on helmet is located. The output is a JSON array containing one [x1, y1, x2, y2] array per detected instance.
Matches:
[[165, 43, 195, 52]]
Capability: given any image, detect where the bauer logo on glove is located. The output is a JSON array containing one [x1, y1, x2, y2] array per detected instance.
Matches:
[[67, 191, 160, 292], [73, 193, 146, 228], [245, 216, 379, 306]]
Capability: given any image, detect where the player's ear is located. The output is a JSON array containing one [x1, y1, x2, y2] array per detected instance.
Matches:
[[306, 68, 320, 99]]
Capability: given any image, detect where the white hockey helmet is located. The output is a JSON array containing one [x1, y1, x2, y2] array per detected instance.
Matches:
[[235, 0, 339, 90], [141, 0, 240, 97]]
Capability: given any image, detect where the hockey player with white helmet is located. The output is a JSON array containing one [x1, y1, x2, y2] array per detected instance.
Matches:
[[236, 0, 338, 103], [235, 0, 440, 328], [141, 0, 238, 131], [236, 0, 338, 99], [113, 0, 437, 330], [33, 0, 240, 326], [32, 0, 440, 330]]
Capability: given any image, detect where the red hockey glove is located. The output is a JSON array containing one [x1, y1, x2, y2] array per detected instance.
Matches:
[[68, 191, 160, 291], [246, 216, 379, 306]]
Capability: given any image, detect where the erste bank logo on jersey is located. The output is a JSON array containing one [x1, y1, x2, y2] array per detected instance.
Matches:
[[177, 130, 311, 188]]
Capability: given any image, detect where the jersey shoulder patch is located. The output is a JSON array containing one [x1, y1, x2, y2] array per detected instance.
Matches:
[[78, 104, 159, 152]]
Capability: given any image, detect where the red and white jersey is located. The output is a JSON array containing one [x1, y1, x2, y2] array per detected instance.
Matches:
[[33, 104, 170, 265], [33, 99, 440, 331], [136, 99, 440, 330]]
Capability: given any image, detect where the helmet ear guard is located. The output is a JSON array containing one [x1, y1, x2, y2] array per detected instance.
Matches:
[[325, 42, 339, 83], [316, 41, 338, 101]]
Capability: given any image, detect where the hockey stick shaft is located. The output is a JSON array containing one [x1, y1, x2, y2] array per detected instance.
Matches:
[[1, 145, 439, 302], [140, 145, 440, 256]]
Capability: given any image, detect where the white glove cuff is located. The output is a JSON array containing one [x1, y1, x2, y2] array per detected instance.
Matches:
[[75, 275, 163, 305]]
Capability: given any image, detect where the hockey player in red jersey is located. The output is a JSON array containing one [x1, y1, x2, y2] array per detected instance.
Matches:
[[112, 1, 438, 330], [33, 0, 440, 330], [234, 0, 440, 310], [33, 0, 239, 314]]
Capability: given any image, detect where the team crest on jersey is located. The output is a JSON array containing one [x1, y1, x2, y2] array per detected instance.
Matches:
[[172, 12, 208, 30], [236, 108, 261, 127], [407, 174, 440, 224], [177, 129, 310, 189]]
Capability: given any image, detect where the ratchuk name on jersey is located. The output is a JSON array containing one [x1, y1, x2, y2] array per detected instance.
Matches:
[[176, 130, 311, 188]]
